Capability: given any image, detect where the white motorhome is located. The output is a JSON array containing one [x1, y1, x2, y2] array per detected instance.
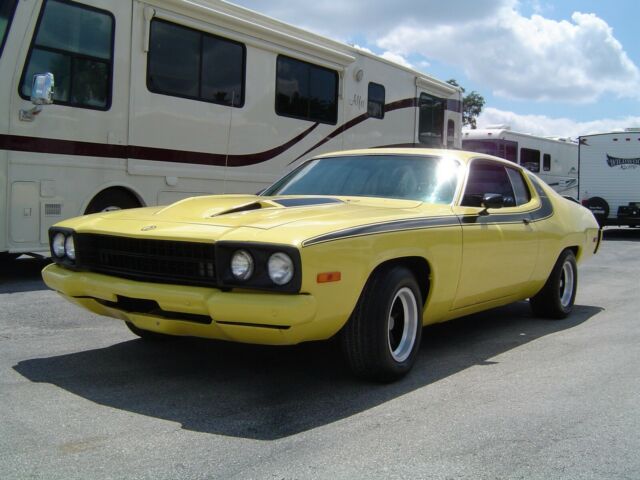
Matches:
[[462, 126, 578, 197], [578, 129, 640, 227], [0, 0, 462, 258]]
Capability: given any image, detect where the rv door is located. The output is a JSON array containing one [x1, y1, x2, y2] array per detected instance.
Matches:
[[8, 0, 131, 247]]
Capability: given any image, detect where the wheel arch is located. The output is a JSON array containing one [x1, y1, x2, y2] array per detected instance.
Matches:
[[369, 256, 431, 307], [82, 185, 146, 214]]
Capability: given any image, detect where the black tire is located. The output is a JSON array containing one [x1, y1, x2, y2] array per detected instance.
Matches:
[[339, 265, 423, 382], [125, 321, 176, 341], [585, 197, 609, 227], [85, 189, 140, 214], [530, 249, 578, 319]]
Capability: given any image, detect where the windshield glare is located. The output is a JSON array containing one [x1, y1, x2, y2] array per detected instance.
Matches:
[[264, 155, 461, 204]]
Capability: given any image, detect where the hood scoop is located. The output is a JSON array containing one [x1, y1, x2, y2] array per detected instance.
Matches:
[[211, 197, 344, 217]]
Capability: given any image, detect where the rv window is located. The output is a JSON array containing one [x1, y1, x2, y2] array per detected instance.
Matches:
[[147, 19, 245, 107], [19, 0, 114, 110], [0, 0, 18, 58], [276, 56, 338, 124], [520, 148, 540, 173], [506, 167, 531, 205], [543, 153, 551, 171], [418, 93, 444, 147], [367, 82, 385, 119]]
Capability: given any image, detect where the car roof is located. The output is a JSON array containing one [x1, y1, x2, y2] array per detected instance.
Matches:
[[312, 148, 518, 168]]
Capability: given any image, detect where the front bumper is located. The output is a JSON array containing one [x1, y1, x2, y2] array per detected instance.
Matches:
[[42, 264, 320, 345]]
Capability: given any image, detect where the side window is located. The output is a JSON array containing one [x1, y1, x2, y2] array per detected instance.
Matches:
[[461, 161, 516, 207], [0, 0, 18, 57], [506, 167, 531, 206], [276, 55, 338, 124], [418, 93, 444, 147], [19, 0, 114, 110], [520, 148, 540, 172], [543, 153, 551, 171], [367, 82, 384, 119], [147, 19, 245, 107]]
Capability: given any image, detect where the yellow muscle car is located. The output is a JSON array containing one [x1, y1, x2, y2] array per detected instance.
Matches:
[[42, 149, 601, 381]]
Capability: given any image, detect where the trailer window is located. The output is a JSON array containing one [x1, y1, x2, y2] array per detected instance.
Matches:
[[520, 148, 540, 172], [418, 93, 444, 147], [367, 82, 385, 119], [276, 56, 338, 124], [147, 19, 245, 107], [19, 0, 114, 110], [543, 153, 551, 171], [0, 0, 18, 58]]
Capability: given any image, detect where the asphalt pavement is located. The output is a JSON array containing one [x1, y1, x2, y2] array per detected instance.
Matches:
[[1, 229, 639, 480]]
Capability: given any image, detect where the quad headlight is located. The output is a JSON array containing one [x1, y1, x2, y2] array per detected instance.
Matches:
[[49, 229, 77, 263], [52, 232, 66, 258], [267, 252, 294, 285], [230, 249, 254, 281]]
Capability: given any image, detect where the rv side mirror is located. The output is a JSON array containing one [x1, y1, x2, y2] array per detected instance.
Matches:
[[31, 73, 55, 106]]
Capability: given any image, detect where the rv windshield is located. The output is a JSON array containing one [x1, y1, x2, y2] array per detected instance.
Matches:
[[0, 0, 18, 57], [263, 155, 461, 203]]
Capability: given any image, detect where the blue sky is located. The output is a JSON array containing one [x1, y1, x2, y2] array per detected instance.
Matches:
[[233, 0, 640, 137]]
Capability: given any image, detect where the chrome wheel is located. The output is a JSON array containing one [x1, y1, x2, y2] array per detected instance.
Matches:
[[559, 260, 575, 308], [387, 287, 419, 363]]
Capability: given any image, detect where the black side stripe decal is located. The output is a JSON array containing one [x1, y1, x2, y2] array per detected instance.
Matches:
[[302, 187, 554, 247], [302, 216, 459, 246]]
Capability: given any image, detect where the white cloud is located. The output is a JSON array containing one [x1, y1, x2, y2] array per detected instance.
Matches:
[[378, 9, 640, 103], [379, 51, 414, 69], [477, 107, 640, 138]]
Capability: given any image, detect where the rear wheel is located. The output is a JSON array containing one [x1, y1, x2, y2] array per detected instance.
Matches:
[[340, 265, 423, 382], [85, 189, 141, 214], [530, 249, 578, 319]]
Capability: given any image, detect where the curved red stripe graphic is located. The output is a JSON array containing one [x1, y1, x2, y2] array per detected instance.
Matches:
[[0, 122, 319, 168], [0, 96, 419, 168]]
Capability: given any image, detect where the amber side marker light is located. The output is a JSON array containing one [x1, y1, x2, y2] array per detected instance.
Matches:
[[317, 272, 341, 283]]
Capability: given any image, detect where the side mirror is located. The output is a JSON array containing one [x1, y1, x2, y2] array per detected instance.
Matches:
[[31, 73, 55, 105], [19, 73, 54, 122], [479, 193, 504, 215]]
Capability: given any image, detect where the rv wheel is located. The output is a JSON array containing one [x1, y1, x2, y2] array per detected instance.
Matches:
[[85, 189, 141, 214]]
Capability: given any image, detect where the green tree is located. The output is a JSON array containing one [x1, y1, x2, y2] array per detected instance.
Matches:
[[446, 79, 485, 129]]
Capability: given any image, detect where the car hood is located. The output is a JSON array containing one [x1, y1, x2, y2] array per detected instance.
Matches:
[[60, 195, 455, 246]]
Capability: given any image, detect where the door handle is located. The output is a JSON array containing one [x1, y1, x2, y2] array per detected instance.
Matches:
[[523, 218, 531, 225]]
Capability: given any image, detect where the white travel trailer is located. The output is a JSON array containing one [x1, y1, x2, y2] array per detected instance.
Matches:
[[462, 127, 578, 197], [578, 129, 640, 227], [0, 0, 462, 258]]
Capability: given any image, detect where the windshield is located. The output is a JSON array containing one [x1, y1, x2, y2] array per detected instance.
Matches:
[[263, 154, 461, 204]]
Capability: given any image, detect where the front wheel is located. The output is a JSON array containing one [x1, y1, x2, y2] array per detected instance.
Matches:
[[339, 265, 423, 382], [530, 249, 578, 319]]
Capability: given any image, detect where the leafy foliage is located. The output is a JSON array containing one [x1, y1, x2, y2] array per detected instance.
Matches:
[[446, 79, 485, 129]]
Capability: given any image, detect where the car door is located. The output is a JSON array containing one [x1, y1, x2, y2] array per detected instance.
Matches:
[[451, 159, 539, 309]]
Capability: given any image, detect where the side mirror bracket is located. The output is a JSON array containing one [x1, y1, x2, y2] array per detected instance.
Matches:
[[479, 193, 504, 215]]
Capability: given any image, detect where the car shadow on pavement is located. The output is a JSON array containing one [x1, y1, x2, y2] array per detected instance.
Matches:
[[13, 302, 602, 440], [0, 257, 51, 293]]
